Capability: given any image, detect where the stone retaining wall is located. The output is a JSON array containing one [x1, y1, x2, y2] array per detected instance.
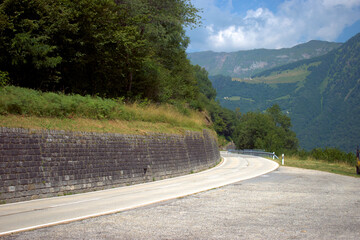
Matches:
[[0, 128, 220, 203]]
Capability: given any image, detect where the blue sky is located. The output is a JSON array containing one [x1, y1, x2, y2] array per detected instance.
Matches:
[[186, 0, 360, 52]]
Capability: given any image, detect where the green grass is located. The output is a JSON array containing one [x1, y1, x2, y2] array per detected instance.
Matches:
[[254, 69, 308, 84], [0, 86, 211, 135], [267, 94, 290, 102], [227, 96, 255, 102], [232, 68, 308, 84], [232, 62, 321, 84], [273, 155, 360, 178], [228, 96, 241, 101]]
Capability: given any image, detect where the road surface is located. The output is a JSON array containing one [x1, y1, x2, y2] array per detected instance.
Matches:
[[0, 152, 278, 236], [4, 164, 360, 240]]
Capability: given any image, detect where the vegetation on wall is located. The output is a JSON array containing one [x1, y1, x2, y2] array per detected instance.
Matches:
[[0, 85, 209, 135]]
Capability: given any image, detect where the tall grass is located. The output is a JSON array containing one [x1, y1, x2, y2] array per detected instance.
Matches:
[[309, 148, 355, 165], [274, 154, 359, 178], [0, 86, 206, 131], [290, 148, 356, 166], [0, 86, 122, 119]]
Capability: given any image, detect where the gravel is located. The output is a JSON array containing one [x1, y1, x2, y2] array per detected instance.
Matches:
[[3, 166, 360, 240]]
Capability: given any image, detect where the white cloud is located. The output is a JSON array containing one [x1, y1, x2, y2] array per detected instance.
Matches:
[[322, 0, 360, 8], [187, 0, 360, 52]]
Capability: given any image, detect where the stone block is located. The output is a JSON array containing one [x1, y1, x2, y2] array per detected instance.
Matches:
[[0, 127, 219, 203]]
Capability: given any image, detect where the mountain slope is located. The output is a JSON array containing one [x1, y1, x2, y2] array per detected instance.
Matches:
[[294, 33, 360, 151], [188, 40, 341, 78], [211, 33, 360, 152]]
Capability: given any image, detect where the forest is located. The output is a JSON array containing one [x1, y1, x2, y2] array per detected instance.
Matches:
[[0, 0, 201, 102], [0, 0, 239, 143]]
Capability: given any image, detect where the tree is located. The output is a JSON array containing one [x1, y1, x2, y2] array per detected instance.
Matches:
[[115, 0, 201, 102], [191, 65, 239, 141], [0, 0, 66, 89], [266, 104, 291, 130], [0, 0, 202, 103], [194, 65, 217, 100], [233, 105, 298, 153]]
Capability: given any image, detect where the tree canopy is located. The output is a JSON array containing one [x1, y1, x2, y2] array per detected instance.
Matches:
[[233, 104, 298, 154], [0, 0, 201, 101]]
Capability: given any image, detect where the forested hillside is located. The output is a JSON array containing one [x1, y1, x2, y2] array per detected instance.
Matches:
[[0, 0, 241, 145], [0, 0, 201, 102], [188, 40, 341, 78], [211, 33, 360, 152], [294, 33, 360, 151]]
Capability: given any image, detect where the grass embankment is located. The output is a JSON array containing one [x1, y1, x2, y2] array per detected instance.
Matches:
[[0, 86, 210, 135], [273, 155, 359, 178]]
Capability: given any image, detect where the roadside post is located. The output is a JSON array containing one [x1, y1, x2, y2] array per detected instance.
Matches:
[[282, 154, 284, 165], [356, 146, 360, 175]]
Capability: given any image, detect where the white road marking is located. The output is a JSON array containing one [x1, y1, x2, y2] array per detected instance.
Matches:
[[0, 153, 279, 236]]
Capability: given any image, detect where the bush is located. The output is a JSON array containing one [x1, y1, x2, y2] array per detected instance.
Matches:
[[310, 147, 355, 165], [0, 86, 123, 119], [0, 71, 10, 87], [0, 85, 206, 131]]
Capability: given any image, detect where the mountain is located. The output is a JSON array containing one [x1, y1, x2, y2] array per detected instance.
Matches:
[[210, 33, 360, 152], [188, 40, 341, 78]]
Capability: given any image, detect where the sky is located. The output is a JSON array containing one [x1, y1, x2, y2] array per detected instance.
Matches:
[[186, 0, 360, 52]]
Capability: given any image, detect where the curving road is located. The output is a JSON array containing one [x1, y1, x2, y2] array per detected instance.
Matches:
[[0, 152, 278, 236]]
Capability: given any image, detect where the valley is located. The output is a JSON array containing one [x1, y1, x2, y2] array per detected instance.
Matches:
[[192, 33, 360, 152], [188, 40, 341, 78]]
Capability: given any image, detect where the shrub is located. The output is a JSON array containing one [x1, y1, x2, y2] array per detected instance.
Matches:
[[310, 147, 355, 165], [0, 85, 206, 131], [0, 71, 10, 87]]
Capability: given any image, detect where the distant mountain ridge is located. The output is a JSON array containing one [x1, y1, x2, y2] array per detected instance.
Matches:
[[210, 33, 360, 152], [188, 40, 342, 78]]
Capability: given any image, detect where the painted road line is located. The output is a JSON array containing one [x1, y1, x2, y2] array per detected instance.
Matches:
[[0, 153, 278, 236]]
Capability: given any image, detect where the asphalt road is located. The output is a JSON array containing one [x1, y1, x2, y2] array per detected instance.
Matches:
[[0, 152, 278, 236], [4, 163, 360, 240]]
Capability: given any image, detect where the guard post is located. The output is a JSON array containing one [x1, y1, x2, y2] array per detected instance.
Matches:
[[356, 146, 360, 175]]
